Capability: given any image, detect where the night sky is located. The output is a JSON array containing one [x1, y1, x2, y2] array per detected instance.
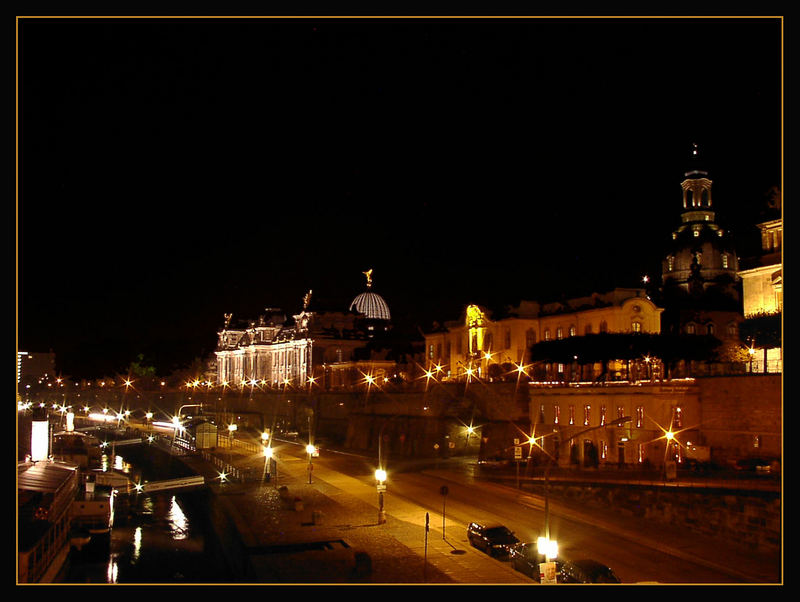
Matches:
[[17, 16, 783, 379]]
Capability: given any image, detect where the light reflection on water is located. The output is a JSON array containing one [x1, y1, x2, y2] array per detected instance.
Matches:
[[67, 491, 228, 584]]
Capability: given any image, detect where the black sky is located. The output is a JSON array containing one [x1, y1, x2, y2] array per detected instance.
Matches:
[[17, 16, 783, 379]]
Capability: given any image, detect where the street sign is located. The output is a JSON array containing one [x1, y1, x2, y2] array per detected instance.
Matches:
[[514, 445, 522, 459]]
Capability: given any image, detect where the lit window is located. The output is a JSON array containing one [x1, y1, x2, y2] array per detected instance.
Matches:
[[638, 444, 645, 463], [557, 363, 564, 373], [635, 406, 644, 428], [686, 323, 696, 335], [554, 405, 560, 424], [544, 329, 551, 341], [722, 254, 728, 268], [673, 406, 683, 428], [539, 404, 545, 424], [429, 344, 434, 359], [753, 435, 761, 449], [617, 406, 625, 420], [569, 405, 575, 425], [600, 406, 607, 426], [631, 321, 642, 333], [600, 441, 607, 460], [556, 327, 563, 340], [667, 256, 674, 272], [569, 325, 576, 337], [584, 405, 591, 426]]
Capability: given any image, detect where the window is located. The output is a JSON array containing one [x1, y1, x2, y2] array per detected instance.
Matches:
[[600, 441, 607, 460], [667, 255, 675, 272], [753, 435, 761, 449], [539, 404, 545, 424], [631, 321, 642, 333], [585, 324, 592, 334], [429, 344, 434, 359], [544, 329, 551, 341], [569, 325, 576, 337], [525, 328, 536, 348], [504, 330, 511, 349], [686, 323, 696, 335], [637, 444, 645, 463], [600, 406, 607, 426], [569, 405, 575, 425], [722, 254, 728, 268], [673, 406, 683, 428], [556, 327, 563, 340], [727, 322, 738, 337], [584, 405, 591, 426], [635, 406, 644, 428], [617, 406, 625, 420], [706, 323, 715, 335], [599, 321, 608, 333], [554, 405, 560, 424]]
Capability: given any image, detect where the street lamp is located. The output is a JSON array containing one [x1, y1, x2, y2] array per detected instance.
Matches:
[[375, 468, 387, 524], [306, 443, 316, 484]]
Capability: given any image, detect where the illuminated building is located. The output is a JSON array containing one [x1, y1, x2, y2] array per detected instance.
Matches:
[[661, 145, 740, 298], [738, 187, 782, 372], [424, 289, 663, 382], [214, 272, 396, 389], [658, 146, 744, 362]]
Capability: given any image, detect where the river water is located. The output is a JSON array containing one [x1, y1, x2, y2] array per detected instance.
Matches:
[[63, 448, 233, 584]]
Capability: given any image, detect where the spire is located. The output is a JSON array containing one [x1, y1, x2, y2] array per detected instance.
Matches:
[[684, 142, 709, 179]]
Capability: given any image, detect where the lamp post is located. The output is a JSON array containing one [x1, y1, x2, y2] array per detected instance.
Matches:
[[375, 468, 387, 524], [306, 443, 316, 484]]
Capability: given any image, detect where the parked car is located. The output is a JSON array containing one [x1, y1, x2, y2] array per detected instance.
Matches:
[[733, 457, 777, 473], [467, 522, 519, 557], [509, 542, 561, 580], [559, 559, 621, 583]]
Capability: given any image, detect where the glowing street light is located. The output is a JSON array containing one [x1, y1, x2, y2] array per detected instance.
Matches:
[[375, 468, 387, 524], [306, 443, 316, 484]]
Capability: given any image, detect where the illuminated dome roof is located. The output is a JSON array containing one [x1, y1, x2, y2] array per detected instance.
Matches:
[[350, 291, 391, 321], [350, 268, 391, 321]]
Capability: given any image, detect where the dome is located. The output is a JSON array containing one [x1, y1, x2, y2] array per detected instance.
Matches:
[[350, 291, 391, 321]]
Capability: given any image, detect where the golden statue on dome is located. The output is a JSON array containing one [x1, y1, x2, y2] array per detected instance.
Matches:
[[363, 268, 373, 288]]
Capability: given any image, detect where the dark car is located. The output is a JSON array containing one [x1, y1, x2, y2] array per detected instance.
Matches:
[[509, 542, 561, 580], [467, 522, 520, 557], [559, 559, 621, 583]]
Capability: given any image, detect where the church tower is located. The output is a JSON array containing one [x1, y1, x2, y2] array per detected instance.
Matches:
[[661, 144, 740, 299]]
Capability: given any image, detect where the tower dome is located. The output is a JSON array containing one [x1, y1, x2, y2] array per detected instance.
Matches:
[[662, 145, 739, 297], [350, 268, 391, 321]]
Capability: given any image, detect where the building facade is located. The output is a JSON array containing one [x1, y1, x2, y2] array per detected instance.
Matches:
[[214, 273, 397, 389], [424, 288, 663, 382]]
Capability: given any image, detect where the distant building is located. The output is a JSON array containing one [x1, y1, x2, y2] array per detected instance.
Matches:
[[17, 350, 58, 398], [738, 187, 782, 372], [658, 146, 744, 365], [424, 288, 663, 382], [214, 271, 397, 389]]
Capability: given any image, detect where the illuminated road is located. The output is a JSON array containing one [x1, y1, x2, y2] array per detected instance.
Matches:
[[288, 444, 776, 584]]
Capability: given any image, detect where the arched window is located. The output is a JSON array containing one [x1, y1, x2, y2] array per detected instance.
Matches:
[[686, 323, 696, 335], [631, 321, 642, 333], [544, 328, 551, 341], [599, 321, 608, 333], [525, 328, 536, 347], [569, 325, 576, 337], [556, 327, 563, 340], [706, 323, 715, 335]]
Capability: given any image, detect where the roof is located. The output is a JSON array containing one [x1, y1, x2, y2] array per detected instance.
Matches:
[[18, 461, 79, 494], [350, 290, 391, 321]]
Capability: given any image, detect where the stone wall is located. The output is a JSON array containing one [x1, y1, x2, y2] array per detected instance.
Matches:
[[530, 481, 781, 554]]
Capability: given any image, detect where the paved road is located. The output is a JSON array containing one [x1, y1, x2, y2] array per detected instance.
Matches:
[[194, 439, 781, 584]]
